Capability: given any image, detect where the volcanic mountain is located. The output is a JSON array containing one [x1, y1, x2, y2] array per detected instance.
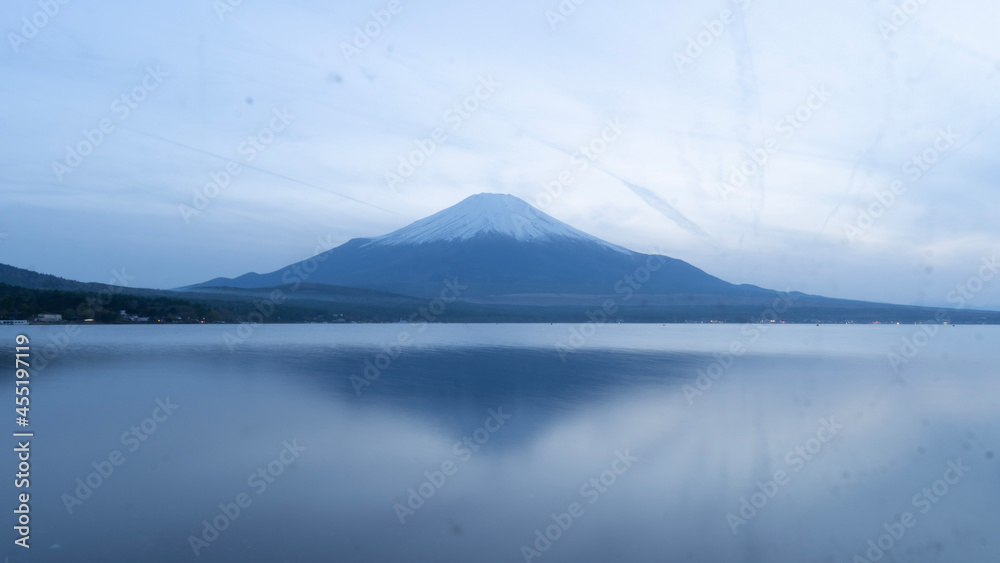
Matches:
[[185, 193, 998, 322], [190, 193, 766, 302]]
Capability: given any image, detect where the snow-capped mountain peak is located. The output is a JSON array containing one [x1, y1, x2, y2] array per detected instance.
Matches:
[[366, 193, 630, 253]]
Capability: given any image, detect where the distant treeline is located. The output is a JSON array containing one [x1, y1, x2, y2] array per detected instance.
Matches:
[[3, 281, 998, 325], [0, 283, 345, 323]]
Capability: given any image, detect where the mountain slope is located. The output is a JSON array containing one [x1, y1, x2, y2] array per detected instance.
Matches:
[[189, 193, 765, 300], [0, 263, 119, 293], [182, 192, 1000, 323]]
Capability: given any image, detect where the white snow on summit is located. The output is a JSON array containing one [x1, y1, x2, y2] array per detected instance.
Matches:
[[367, 193, 630, 253]]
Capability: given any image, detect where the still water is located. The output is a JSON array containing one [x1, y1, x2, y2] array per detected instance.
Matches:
[[0, 324, 996, 562]]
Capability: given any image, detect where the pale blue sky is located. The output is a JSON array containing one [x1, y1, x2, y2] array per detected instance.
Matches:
[[1, 0, 998, 308]]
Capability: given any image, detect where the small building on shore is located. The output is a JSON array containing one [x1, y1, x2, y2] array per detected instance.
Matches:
[[36, 314, 63, 322]]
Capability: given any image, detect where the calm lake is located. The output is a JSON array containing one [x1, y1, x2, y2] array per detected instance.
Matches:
[[0, 324, 996, 562]]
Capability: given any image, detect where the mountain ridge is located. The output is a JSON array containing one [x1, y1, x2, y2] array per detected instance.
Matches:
[[185, 192, 745, 300], [177, 193, 904, 315]]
